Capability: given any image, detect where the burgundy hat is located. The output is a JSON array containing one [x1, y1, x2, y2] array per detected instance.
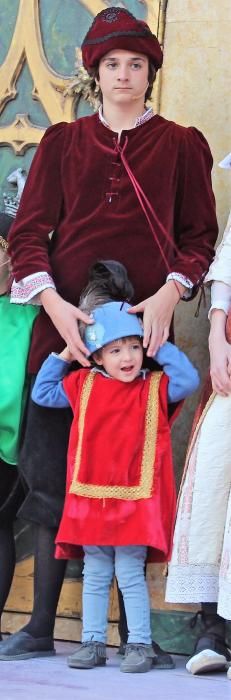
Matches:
[[81, 7, 163, 73]]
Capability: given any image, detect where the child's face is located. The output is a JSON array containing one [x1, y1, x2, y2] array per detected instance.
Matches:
[[94, 336, 143, 383], [0, 246, 10, 294]]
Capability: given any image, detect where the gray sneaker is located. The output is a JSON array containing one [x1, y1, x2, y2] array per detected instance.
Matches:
[[67, 641, 107, 669], [120, 643, 154, 673]]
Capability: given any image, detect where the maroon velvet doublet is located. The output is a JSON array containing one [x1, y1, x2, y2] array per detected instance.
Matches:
[[9, 112, 218, 372]]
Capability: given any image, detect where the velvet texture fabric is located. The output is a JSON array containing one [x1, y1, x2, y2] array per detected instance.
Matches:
[[9, 114, 218, 373], [81, 7, 163, 72], [18, 395, 72, 526], [0, 460, 24, 524], [55, 369, 177, 563]]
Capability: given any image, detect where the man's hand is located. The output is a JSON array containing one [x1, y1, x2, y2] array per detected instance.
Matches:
[[128, 280, 184, 356], [209, 309, 231, 396], [40, 288, 93, 367]]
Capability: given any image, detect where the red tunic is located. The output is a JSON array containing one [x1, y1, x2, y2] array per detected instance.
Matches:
[[8, 113, 218, 373], [55, 369, 179, 563]]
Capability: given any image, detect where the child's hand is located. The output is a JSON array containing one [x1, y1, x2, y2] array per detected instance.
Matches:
[[59, 346, 75, 363]]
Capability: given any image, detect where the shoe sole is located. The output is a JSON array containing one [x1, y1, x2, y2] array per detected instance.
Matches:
[[152, 659, 175, 669], [120, 662, 153, 673], [67, 659, 106, 669], [0, 650, 56, 661], [186, 655, 227, 675]]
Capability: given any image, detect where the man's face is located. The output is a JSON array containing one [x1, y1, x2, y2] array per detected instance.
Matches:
[[98, 49, 149, 105]]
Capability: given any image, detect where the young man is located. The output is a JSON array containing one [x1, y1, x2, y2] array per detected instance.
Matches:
[[0, 7, 218, 662]]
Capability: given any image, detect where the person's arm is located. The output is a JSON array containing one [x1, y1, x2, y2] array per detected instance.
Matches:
[[129, 127, 218, 356], [154, 341, 200, 402], [31, 349, 73, 408], [128, 279, 186, 356], [8, 124, 93, 366], [208, 283, 231, 396], [205, 210, 231, 289], [40, 288, 93, 366], [205, 213, 231, 395], [168, 126, 218, 287], [209, 308, 231, 396], [10, 272, 56, 305], [209, 281, 231, 318], [166, 273, 193, 299], [8, 123, 66, 280]]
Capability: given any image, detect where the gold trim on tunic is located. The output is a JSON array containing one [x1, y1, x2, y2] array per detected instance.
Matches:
[[69, 371, 162, 500]]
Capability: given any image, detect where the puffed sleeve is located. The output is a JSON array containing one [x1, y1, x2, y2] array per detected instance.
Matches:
[[205, 210, 231, 286], [170, 126, 218, 287], [8, 122, 68, 280]]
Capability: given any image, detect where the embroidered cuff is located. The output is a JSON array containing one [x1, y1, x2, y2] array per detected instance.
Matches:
[[10, 272, 56, 305], [166, 273, 193, 300]]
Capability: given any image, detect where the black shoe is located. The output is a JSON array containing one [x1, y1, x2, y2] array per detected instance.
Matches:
[[152, 640, 175, 669], [0, 630, 55, 660]]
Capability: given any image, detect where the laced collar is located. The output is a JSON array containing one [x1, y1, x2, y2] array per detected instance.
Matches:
[[98, 105, 154, 131]]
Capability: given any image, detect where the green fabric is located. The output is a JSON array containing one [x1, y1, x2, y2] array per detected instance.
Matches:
[[150, 609, 231, 654], [0, 297, 39, 465]]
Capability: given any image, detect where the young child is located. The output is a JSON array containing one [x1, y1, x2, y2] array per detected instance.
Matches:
[[32, 261, 199, 674], [0, 213, 38, 638]]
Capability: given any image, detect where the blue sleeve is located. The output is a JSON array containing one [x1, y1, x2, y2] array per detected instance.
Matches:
[[31, 354, 71, 408], [154, 341, 200, 402]]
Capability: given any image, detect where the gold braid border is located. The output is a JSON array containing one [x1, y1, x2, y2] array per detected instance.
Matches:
[[69, 371, 162, 500]]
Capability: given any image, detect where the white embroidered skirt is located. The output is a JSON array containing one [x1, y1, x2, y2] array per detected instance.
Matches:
[[166, 393, 231, 620]]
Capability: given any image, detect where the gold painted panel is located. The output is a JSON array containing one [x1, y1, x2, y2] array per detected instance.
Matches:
[[0, 0, 166, 155]]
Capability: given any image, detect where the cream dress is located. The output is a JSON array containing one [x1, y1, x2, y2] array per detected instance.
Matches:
[[166, 211, 231, 620]]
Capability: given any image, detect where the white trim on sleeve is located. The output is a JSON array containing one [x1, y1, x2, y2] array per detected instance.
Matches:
[[166, 272, 193, 299], [10, 272, 56, 305]]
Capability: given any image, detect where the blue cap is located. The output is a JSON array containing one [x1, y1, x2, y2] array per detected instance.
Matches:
[[84, 301, 143, 354]]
